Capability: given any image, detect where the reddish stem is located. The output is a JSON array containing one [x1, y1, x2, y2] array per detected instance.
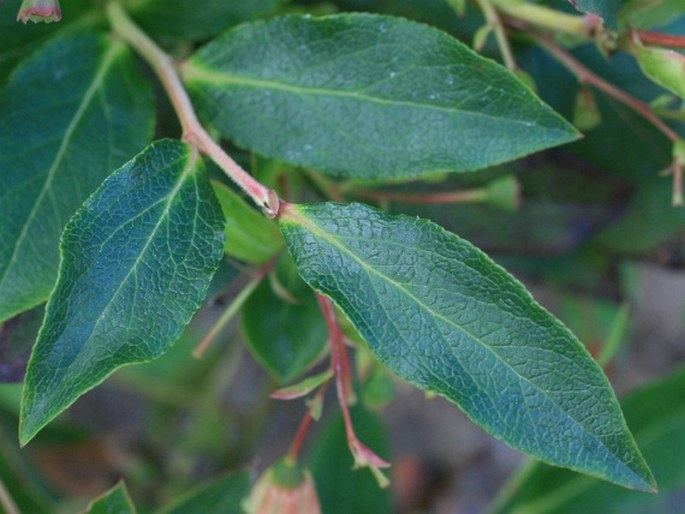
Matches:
[[534, 35, 681, 143], [633, 30, 685, 50], [286, 384, 328, 461]]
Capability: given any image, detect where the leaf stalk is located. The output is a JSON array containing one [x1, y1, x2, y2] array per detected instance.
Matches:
[[105, 2, 279, 217]]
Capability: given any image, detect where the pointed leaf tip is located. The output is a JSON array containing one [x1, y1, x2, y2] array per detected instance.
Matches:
[[20, 140, 224, 443], [280, 202, 654, 489]]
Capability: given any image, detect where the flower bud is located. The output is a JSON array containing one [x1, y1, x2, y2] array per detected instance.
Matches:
[[17, 0, 61, 24], [243, 459, 321, 514]]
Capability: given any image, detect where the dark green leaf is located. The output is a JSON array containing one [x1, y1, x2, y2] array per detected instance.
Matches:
[[0, 306, 43, 383], [123, 0, 289, 42], [0, 32, 155, 324], [184, 14, 578, 179], [620, 0, 685, 30], [280, 201, 654, 490], [81, 481, 136, 514], [0, 0, 93, 84], [211, 180, 283, 264], [156, 472, 250, 514], [491, 364, 685, 514], [241, 254, 327, 382], [308, 405, 391, 514], [20, 140, 225, 444], [567, 0, 619, 28]]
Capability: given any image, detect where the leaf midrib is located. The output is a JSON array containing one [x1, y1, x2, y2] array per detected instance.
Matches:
[[63, 150, 199, 375], [0, 40, 125, 308], [285, 207, 636, 477], [184, 64, 573, 135]]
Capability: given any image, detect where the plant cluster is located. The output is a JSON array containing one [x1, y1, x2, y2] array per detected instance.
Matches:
[[1, 0, 684, 512]]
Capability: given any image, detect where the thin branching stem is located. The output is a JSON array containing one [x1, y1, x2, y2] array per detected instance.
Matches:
[[106, 2, 279, 216], [474, 0, 517, 70], [633, 29, 685, 50], [533, 34, 681, 144]]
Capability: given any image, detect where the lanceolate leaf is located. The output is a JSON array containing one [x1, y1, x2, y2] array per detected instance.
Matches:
[[82, 482, 136, 514], [0, 32, 155, 324], [280, 201, 655, 490], [184, 14, 578, 180], [20, 140, 225, 444], [491, 364, 685, 514]]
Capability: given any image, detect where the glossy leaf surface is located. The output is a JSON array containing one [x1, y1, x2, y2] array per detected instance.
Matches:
[[492, 364, 685, 514], [185, 14, 578, 179], [280, 201, 654, 490], [211, 180, 283, 264], [634, 43, 685, 100], [82, 482, 136, 514], [241, 255, 327, 382], [157, 473, 250, 514], [20, 140, 225, 444], [0, 32, 155, 323]]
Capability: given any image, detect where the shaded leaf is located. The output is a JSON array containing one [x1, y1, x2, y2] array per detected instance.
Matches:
[[0, 305, 43, 383], [156, 472, 250, 514], [491, 364, 685, 514], [241, 254, 327, 382], [185, 14, 578, 180], [20, 140, 225, 444], [211, 180, 283, 264], [0, 0, 92, 84], [308, 405, 391, 514], [280, 201, 654, 490], [124, 0, 289, 42], [81, 481, 136, 514], [0, 32, 155, 323]]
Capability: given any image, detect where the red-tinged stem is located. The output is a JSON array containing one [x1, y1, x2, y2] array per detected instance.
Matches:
[[534, 35, 681, 144], [106, 2, 279, 217], [633, 30, 685, 50], [286, 384, 328, 462], [194, 257, 278, 358], [350, 188, 486, 205], [673, 159, 684, 207]]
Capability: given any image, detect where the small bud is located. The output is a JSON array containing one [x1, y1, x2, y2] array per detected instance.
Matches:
[[243, 459, 321, 514], [17, 0, 61, 24]]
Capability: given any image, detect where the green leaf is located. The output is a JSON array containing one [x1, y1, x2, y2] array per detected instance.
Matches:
[[491, 364, 685, 514], [156, 473, 250, 514], [19, 140, 225, 444], [0, 0, 92, 84], [280, 201, 655, 491], [82, 482, 136, 514], [184, 14, 578, 180], [123, 0, 289, 42], [568, 0, 619, 29], [620, 0, 685, 30], [271, 369, 334, 400], [211, 180, 283, 264], [241, 254, 327, 382], [634, 42, 685, 100], [308, 405, 392, 514], [0, 32, 155, 324]]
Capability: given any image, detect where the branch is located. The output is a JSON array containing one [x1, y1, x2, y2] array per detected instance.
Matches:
[[533, 34, 681, 143], [633, 29, 685, 50], [473, 0, 517, 70], [106, 2, 279, 217]]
